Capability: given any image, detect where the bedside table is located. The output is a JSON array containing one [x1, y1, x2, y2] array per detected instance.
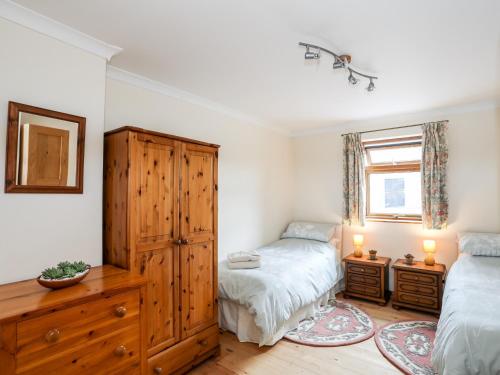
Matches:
[[392, 259, 446, 316], [343, 254, 391, 305]]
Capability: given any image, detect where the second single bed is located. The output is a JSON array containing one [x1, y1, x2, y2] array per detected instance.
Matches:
[[432, 234, 500, 375], [218, 222, 343, 346]]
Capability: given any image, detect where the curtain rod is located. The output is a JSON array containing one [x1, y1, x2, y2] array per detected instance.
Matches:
[[341, 120, 449, 136]]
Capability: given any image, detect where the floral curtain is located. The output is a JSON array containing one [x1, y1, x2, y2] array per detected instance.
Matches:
[[343, 133, 365, 226], [421, 121, 449, 229]]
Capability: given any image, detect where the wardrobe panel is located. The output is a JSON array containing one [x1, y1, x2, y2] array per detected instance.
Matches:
[[180, 241, 216, 338], [136, 247, 180, 350], [134, 136, 179, 245], [181, 144, 217, 244], [103, 131, 130, 269]]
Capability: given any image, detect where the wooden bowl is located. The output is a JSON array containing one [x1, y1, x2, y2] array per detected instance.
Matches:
[[37, 266, 91, 290]]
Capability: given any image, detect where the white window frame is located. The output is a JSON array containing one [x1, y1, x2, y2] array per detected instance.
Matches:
[[364, 136, 422, 223]]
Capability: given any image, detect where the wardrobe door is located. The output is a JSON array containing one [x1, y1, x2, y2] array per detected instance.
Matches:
[[131, 132, 181, 351], [180, 143, 218, 338]]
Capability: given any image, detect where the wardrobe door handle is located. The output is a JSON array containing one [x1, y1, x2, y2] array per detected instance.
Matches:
[[181, 239, 189, 245], [173, 239, 182, 245]]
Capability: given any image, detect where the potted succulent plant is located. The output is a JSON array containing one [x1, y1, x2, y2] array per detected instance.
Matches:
[[37, 261, 91, 289]]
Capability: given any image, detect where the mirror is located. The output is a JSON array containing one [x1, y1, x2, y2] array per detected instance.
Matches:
[[5, 102, 85, 193]]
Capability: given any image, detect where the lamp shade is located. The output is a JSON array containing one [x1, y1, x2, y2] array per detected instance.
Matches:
[[423, 240, 436, 254], [353, 234, 364, 246]]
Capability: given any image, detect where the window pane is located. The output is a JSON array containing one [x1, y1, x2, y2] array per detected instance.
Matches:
[[368, 146, 421, 164], [369, 172, 421, 215], [385, 178, 405, 208]]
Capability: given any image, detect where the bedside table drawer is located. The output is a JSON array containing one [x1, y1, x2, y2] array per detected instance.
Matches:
[[398, 271, 438, 286], [397, 292, 438, 309], [348, 273, 380, 288], [398, 282, 437, 297], [347, 282, 381, 298], [347, 263, 380, 277]]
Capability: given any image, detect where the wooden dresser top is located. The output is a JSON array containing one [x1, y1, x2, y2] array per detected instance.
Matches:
[[0, 265, 145, 323]]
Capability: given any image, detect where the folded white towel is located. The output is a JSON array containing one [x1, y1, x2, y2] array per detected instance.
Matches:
[[227, 259, 261, 269], [227, 250, 260, 263]]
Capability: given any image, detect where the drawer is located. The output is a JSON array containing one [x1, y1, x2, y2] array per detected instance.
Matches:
[[346, 282, 381, 298], [347, 263, 380, 277], [398, 271, 437, 286], [398, 282, 437, 297], [16, 324, 141, 375], [17, 290, 140, 364], [397, 292, 438, 309], [148, 324, 219, 374], [348, 273, 380, 288]]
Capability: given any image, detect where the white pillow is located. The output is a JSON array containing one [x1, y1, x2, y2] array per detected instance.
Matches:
[[458, 232, 500, 256], [281, 221, 337, 243]]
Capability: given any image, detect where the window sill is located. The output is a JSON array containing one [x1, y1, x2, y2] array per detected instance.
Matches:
[[366, 217, 422, 224]]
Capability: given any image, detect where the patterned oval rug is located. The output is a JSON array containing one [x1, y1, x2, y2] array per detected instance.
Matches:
[[284, 301, 375, 346], [375, 320, 437, 375]]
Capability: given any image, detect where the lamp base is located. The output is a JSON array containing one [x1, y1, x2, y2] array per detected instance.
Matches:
[[354, 247, 363, 258], [424, 254, 435, 266]]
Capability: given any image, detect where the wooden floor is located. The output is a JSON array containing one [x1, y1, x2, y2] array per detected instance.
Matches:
[[190, 295, 435, 375]]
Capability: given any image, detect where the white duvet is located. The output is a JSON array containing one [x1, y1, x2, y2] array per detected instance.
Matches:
[[432, 253, 500, 375], [218, 238, 342, 346]]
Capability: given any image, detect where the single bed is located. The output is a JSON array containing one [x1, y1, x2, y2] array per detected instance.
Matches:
[[218, 223, 343, 346], [432, 253, 500, 374]]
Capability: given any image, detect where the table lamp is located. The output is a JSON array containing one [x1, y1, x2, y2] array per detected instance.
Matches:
[[353, 234, 364, 258], [423, 239, 436, 266]]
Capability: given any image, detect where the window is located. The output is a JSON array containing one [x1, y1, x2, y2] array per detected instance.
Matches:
[[364, 136, 422, 222]]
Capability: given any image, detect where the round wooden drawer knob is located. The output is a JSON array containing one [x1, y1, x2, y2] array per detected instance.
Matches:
[[198, 339, 208, 347], [154, 368, 163, 374], [114, 306, 127, 318], [114, 345, 127, 357], [45, 328, 60, 343]]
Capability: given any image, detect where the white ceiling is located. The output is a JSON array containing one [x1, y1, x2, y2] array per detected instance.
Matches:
[[14, 0, 500, 133]]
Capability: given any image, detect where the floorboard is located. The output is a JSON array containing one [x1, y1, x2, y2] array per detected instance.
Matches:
[[190, 294, 435, 375]]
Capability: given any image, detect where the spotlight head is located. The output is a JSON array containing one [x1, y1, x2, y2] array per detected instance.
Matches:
[[332, 59, 345, 69], [304, 46, 320, 60], [366, 79, 375, 92], [348, 72, 359, 85]]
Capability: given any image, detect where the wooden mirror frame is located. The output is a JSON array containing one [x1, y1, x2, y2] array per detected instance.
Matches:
[[5, 102, 86, 193]]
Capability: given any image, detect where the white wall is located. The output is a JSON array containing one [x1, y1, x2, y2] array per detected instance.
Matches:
[[293, 106, 500, 289], [105, 78, 294, 260], [0, 19, 106, 283]]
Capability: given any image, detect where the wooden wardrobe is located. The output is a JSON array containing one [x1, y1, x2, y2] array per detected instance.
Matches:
[[103, 126, 219, 374]]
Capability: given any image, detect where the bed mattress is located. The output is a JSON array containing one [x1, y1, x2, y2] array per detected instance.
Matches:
[[218, 238, 343, 346], [432, 253, 500, 375]]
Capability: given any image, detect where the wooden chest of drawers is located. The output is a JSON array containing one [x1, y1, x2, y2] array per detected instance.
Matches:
[[392, 259, 446, 316], [0, 265, 146, 374], [343, 254, 391, 305]]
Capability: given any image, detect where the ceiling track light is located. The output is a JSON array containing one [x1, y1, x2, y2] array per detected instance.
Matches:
[[348, 70, 359, 85], [304, 46, 320, 60], [366, 78, 375, 92], [299, 42, 378, 92]]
